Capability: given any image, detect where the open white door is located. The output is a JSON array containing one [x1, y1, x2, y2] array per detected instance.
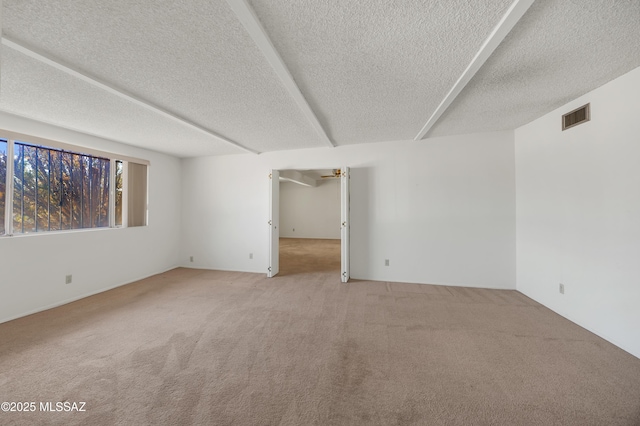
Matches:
[[341, 167, 350, 283], [268, 169, 279, 277]]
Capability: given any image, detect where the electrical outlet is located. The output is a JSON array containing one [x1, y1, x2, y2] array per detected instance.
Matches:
[[385, 259, 390, 266], [559, 283, 565, 294], [65, 275, 72, 285], [249, 253, 253, 259], [189, 256, 194, 263]]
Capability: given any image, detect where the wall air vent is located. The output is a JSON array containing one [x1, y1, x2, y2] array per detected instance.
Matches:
[[562, 103, 590, 131]]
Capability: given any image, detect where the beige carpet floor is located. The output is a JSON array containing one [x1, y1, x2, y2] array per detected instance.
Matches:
[[1, 244, 640, 425], [279, 238, 341, 276]]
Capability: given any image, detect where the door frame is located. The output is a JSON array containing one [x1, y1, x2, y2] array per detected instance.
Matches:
[[267, 169, 279, 278], [267, 167, 350, 282]]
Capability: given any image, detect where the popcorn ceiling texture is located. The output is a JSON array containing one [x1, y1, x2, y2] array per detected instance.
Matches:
[[429, 0, 640, 137], [248, 0, 512, 145], [2, 0, 325, 154], [1, 0, 640, 156], [0, 47, 242, 157]]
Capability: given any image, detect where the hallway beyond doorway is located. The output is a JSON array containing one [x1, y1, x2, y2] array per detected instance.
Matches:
[[279, 238, 340, 276]]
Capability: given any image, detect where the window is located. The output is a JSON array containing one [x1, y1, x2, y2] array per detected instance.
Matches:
[[127, 162, 147, 227], [113, 159, 148, 228], [0, 132, 148, 236], [115, 160, 123, 227], [12, 141, 110, 233], [0, 140, 7, 235]]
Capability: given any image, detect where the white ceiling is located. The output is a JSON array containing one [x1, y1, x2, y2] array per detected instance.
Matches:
[[429, 0, 640, 137], [1, 0, 639, 158]]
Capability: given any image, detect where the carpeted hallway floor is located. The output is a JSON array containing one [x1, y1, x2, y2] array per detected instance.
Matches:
[[279, 238, 341, 276], [1, 252, 640, 424]]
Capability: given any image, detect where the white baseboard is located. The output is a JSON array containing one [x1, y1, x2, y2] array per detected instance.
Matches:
[[0, 265, 179, 325], [517, 288, 639, 360]]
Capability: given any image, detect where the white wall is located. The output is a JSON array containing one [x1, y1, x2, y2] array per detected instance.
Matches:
[[0, 112, 182, 323], [280, 179, 341, 239], [181, 131, 516, 288], [515, 66, 640, 359]]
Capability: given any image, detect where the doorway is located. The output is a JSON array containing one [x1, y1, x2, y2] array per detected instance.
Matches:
[[279, 238, 341, 275], [268, 168, 350, 282]]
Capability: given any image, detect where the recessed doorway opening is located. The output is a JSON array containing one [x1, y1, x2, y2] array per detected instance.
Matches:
[[279, 169, 341, 276], [268, 168, 350, 282]]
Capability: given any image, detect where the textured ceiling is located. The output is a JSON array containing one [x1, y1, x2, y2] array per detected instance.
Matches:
[[429, 0, 640, 138], [1, 0, 325, 154], [0, 47, 243, 157], [248, 0, 512, 145], [1, 0, 639, 157]]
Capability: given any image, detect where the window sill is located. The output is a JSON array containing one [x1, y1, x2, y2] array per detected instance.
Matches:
[[0, 226, 133, 239]]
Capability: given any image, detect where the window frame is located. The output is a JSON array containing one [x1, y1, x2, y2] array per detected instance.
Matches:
[[0, 130, 149, 237]]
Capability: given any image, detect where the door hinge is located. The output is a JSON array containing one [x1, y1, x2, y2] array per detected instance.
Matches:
[[268, 220, 272, 225], [269, 173, 272, 179], [342, 272, 347, 278], [268, 267, 272, 272]]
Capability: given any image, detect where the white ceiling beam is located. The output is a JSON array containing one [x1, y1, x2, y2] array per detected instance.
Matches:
[[226, 0, 335, 148], [279, 170, 317, 187], [414, 0, 536, 140], [1, 36, 258, 154]]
